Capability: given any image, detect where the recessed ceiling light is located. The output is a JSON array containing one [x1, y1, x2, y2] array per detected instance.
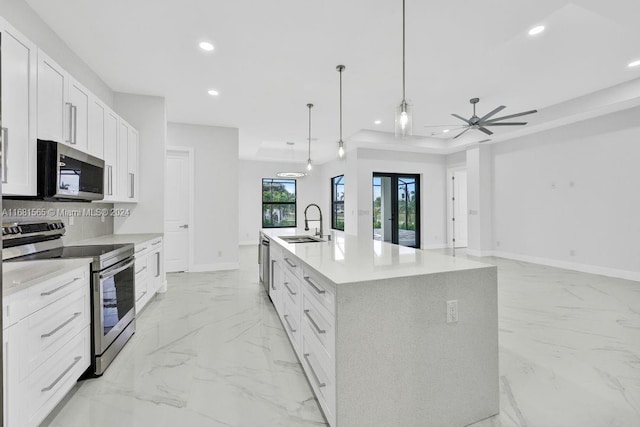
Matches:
[[628, 59, 640, 68], [374, 120, 382, 125], [528, 25, 545, 36], [199, 41, 214, 51], [207, 89, 219, 96], [443, 129, 450, 133]]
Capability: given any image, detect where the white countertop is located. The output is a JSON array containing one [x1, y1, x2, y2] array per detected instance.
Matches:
[[262, 229, 493, 284], [3, 259, 92, 297], [73, 233, 163, 246]]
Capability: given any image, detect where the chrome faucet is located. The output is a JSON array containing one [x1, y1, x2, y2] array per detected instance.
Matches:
[[304, 203, 323, 237]]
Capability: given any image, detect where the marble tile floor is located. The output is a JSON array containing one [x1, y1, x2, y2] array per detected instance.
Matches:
[[44, 246, 640, 427]]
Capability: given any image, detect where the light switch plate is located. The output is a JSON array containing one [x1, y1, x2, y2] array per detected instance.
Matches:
[[446, 300, 458, 323]]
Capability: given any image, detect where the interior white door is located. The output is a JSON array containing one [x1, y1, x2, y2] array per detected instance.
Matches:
[[450, 170, 468, 248], [165, 149, 191, 272]]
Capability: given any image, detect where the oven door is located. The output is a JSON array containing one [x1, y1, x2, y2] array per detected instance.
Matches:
[[94, 257, 135, 355]]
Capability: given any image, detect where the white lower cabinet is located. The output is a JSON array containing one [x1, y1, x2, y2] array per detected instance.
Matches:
[[3, 263, 91, 427], [269, 242, 337, 426], [134, 237, 164, 313]]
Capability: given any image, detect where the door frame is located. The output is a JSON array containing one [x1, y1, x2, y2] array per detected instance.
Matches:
[[372, 172, 421, 248], [166, 146, 195, 272], [446, 165, 467, 249]]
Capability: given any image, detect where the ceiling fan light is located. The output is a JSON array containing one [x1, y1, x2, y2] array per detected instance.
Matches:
[[528, 25, 545, 36], [628, 59, 640, 68]]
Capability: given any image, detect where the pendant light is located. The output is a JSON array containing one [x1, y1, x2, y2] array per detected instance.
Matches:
[[395, 0, 412, 137], [306, 103, 313, 171], [276, 142, 306, 178], [336, 65, 346, 158]]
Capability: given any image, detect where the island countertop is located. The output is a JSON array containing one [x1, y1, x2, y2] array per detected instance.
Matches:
[[261, 229, 493, 285]]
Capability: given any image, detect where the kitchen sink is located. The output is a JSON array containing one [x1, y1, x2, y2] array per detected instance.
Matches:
[[279, 235, 324, 243]]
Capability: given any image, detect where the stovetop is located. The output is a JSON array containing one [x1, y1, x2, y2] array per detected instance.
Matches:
[[10, 244, 132, 261]]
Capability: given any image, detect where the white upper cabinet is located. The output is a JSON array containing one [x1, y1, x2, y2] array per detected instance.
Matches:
[[118, 119, 130, 201], [36, 49, 68, 144], [68, 77, 90, 152], [128, 127, 139, 202], [101, 107, 120, 201], [0, 18, 37, 196], [88, 96, 105, 159]]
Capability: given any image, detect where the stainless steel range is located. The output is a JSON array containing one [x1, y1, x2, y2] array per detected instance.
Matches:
[[3, 219, 136, 376]]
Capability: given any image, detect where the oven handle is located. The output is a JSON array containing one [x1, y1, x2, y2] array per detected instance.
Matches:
[[100, 259, 135, 280]]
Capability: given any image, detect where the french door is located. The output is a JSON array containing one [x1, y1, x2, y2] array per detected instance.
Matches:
[[372, 173, 420, 248]]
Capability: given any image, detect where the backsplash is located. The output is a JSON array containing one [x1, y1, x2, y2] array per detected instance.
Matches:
[[3, 200, 114, 244]]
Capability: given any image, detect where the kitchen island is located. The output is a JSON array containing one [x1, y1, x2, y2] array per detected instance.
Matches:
[[262, 230, 498, 427]]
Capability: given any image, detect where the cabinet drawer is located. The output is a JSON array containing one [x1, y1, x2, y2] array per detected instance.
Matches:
[[302, 332, 336, 426], [23, 286, 89, 380], [282, 296, 301, 354], [282, 253, 303, 280], [27, 327, 90, 427], [282, 270, 301, 308], [301, 267, 335, 316], [7, 265, 88, 325], [302, 294, 335, 362]]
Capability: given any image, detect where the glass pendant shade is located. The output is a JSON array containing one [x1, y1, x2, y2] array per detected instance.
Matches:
[[338, 140, 345, 158], [306, 159, 312, 171], [395, 101, 412, 137]]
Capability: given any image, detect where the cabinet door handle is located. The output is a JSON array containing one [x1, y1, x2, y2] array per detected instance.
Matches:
[[156, 252, 161, 278], [107, 165, 113, 195], [41, 356, 82, 392], [283, 281, 297, 296], [303, 276, 325, 294], [1, 127, 8, 183], [304, 309, 326, 334], [136, 291, 147, 303], [40, 277, 81, 296], [283, 314, 297, 333], [271, 260, 276, 290], [129, 173, 135, 198], [71, 104, 78, 144], [41, 312, 81, 338], [303, 353, 326, 388], [65, 102, 73, 143], [284, 258, 297, 268]]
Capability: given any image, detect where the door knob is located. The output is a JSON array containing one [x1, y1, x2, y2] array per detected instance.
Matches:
[[179, 224, 189, 229]]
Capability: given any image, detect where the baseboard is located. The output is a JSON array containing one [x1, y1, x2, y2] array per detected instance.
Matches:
[[492, 250, 640, 282], [466, 248, 495, 257], [240, 240, 258, 246], [190, 262, 240, 272], [423, 243, 448, 249]]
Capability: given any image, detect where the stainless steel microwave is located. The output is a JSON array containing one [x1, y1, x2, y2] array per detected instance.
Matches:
[[37, 139, 105, 201]]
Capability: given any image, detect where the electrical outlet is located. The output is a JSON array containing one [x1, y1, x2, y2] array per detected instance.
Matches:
[[68, 216, 75, 226], [101, 215, 106, 223], [446, 300, 458, 323]]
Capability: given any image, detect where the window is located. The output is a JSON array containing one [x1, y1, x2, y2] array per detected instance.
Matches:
[[331, 175, 345, 230], [262, 178, 296, 228]]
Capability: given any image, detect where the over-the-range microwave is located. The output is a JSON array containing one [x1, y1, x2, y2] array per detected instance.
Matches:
[[36, 139, 105, 201]]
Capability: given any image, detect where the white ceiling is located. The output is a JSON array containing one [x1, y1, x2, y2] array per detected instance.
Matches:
[[25, 0, 640, 163]]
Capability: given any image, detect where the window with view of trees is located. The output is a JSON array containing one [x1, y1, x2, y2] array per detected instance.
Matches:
[[331, 175, 345, 230], [262, 178, 297, 228]]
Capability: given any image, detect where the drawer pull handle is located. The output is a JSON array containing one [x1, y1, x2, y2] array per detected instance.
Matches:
[[135, 246, 148, 254], [136, 266, 147, 275], [284, 258, 297, 268], [283, 281, 297, 296], [304, 309, 326, 334], [303, 276, 325, 294], [41, 356, 82, 392], [283, 314, 297, 333], [40, 278, 81, 296], [41, 312, 82, 338], [152, 241, 162, 247], [136, 291, 148, 302], [303, 353, 326, 388]]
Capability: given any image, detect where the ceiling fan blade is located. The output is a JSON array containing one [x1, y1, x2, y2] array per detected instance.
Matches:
[[423, 124, 461, 128], [451, 113, 472, 125], [479, 105, 505, 122], [485, 109, 538, 123], [430, 126, 467, 136], [483, 122, 528, 126], [478, 127, 494, 136], [453, 127, 471, 139]]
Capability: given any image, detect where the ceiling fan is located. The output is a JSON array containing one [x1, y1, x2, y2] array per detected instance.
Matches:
[[426, 98, 538, 139]]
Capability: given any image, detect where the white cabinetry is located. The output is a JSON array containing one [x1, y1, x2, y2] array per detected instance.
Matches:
[[0, 18, 37, 196], [90, 99, 121, 202], [67, 77, 90, 152], [134, 237, 164, 313], [118, 119, 139, 202], [36, 50, 68, 144], [3, 263, 91, 427]]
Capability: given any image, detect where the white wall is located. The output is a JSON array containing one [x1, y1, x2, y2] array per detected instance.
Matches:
[[492, 107, 640, 280], [113, 93, 167, 234], [0, 0, 114, 106], [238, 160, 323, 245], [168, 123, 239, 270], [353, 148, 448, 249]]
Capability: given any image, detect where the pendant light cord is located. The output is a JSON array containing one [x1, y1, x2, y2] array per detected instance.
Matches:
[[307, 103, 313, 160], [339, 67, 343, 141], [402, 0, 406, 103]]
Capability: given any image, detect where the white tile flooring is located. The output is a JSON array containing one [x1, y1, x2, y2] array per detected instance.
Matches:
[[45, 246, 640, 427]]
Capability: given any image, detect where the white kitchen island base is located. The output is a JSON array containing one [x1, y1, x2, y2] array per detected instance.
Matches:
[[263, 230, 498, 427]]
